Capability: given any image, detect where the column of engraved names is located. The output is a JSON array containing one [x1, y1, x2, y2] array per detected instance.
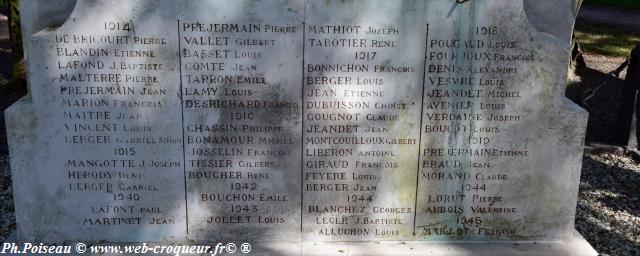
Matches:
[[54, 21, 185, 232], [180, 21, 302, 239], [302, 6, 425, 239], [416, 23, 533, 239]]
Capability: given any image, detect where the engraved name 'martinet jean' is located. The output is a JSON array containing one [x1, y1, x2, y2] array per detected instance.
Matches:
[[9, 0, 586, 243]]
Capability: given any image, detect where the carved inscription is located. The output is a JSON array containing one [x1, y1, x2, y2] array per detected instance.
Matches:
[[302, 0, 426, 241], [23, 0, 580, 242], [180, 16, 303, 239], [415, 2, 537, 240], [52, 18, 186, 236]]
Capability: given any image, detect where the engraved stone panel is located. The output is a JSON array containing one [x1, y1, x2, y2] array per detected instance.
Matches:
[[18, 0, 187, 241], [414, 0, 587, 241], [177, 0, 303, 241], [8, 0, 589, 250], [301, 0, 426, 241]]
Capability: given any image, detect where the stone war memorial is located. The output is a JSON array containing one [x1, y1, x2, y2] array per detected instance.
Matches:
[[6, 0, 598, 255]]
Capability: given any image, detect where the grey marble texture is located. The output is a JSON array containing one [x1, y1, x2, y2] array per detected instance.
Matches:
[[6, 1, 589, 251]]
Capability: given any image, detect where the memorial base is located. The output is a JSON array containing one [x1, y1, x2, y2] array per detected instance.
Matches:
[[6, 230, 597, 256], [296, 231, 598, 256]]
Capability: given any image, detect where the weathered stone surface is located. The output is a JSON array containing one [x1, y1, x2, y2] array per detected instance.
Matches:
[[18, 0, 76, 87], [301, 0, 426, 241], [414, 0, 587, 241], [178, 0, 304, 241], [7, 0, 591, 251]]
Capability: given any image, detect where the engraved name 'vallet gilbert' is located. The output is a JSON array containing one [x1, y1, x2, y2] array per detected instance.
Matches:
[[7, 0, 595, 254]]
